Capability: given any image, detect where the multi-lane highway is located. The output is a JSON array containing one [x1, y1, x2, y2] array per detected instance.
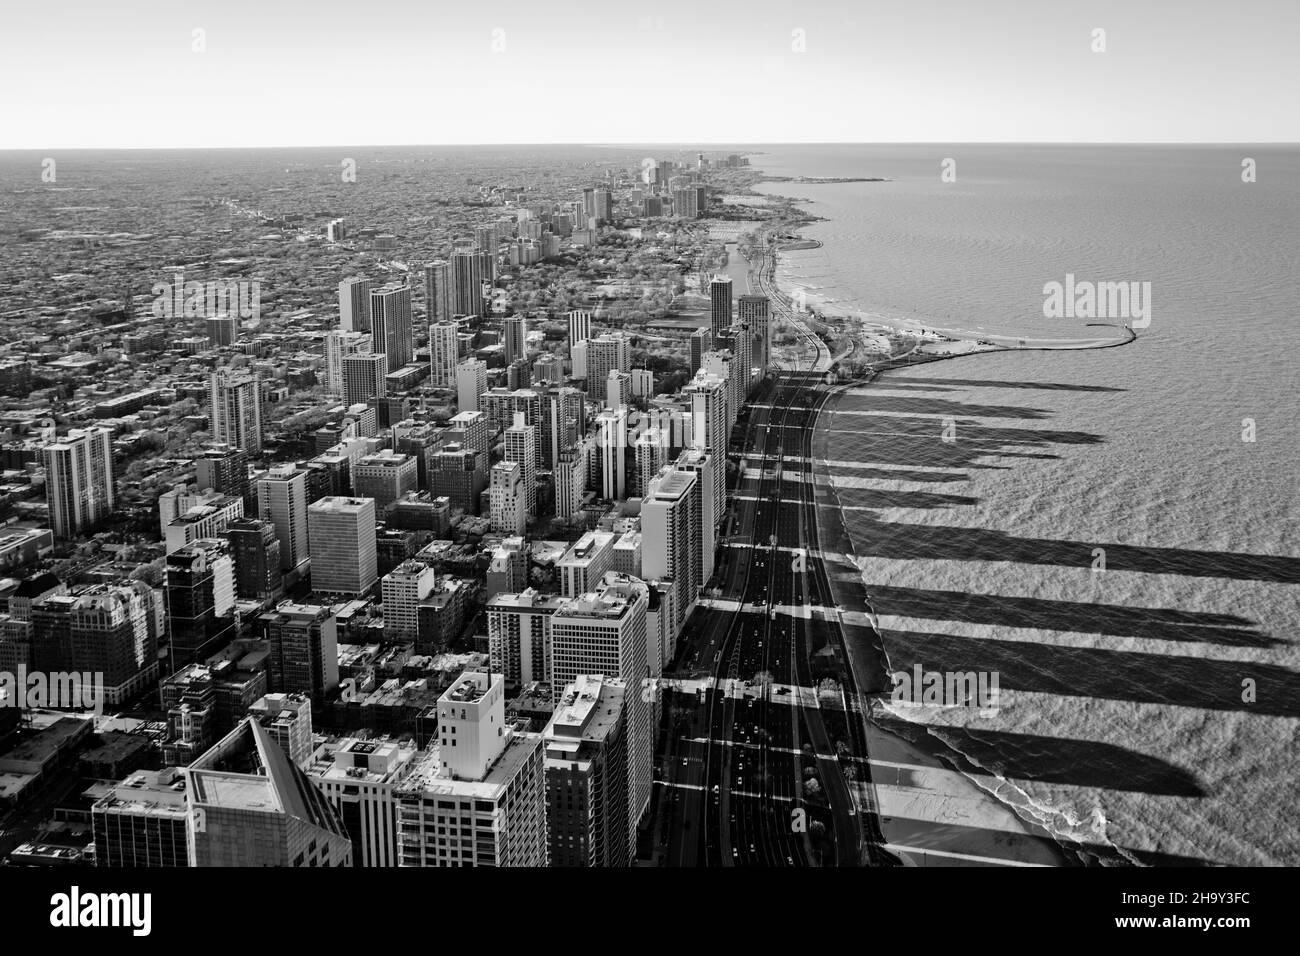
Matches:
[[649, 268, 896, 866]]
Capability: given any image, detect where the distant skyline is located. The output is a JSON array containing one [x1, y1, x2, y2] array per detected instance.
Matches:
[[2, 0, 1298, 149]]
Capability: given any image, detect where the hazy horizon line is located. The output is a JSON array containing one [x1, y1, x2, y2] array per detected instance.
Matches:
[[3, 140, 1298, 153]]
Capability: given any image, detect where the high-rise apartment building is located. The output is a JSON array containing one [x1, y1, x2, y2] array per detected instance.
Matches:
[[381, 559, 437, 641], [209, 367, 263, 456], [256, 465, 310, 574], [326, 329, 372, 395], [394, 671, 547, 867], [489, 461, 527, 535], [194, 443, 250, 504], [451, 246, 494, 318], [738, 294, 771, 368], [307, 496, 377, 596], [352, 450, 418, 513], [566, 309, 591, 354], [226, 516, 283, 603], [455, 359, 487, 412], [642, 468, 701, 636], [342, 351, 388, 408], [585, 332, 631, 394], [689, 327, 712, 374], [544, 675, 632, 867], [594, 407, 628, 501], [30, 583, 159, 706], [428, 320, 460, 387], [339, 277, 372, 332], [165, 538, 237, 669], [548, 573, 652, 826], [557, 530, 617, 599], [502, 313, 527, 366], [42, 426, 115, 538], [486, 588, 565, 686], [369, 285, 413, 371], [308, 736, 417, 867], [260, 603, 340, 701], [709, 275, 733, 341], [423, 260, 452, 324], [503, 412, 537, 516]]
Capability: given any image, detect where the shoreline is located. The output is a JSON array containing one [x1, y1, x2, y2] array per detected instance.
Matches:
[[741, 172, 1141, 866]]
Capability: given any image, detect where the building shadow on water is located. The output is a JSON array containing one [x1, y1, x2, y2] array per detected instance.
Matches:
[[871, 712, 1206, 797], [880, 628, 1300, 718], [861, 583, 1280, 649]]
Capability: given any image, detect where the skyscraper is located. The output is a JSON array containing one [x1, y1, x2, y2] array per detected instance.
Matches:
[[606, 370, 631, 411], [326, 329, 371, 395], [261, 604, 341, 701], [503, 411, 537, 517], [685, 373, 728, 523], [339, 277, 372, 332], [451, 246, 494, 317], [428, 321, 460, 387], [583, 187, 613, 226], [585, 331, 631, 394], [194, 443, 250, 503], [674, 447, 717, 584], [634, 429, 668, 499], [307, 736, 418, 868], [738, 294, 771, 368], [381, 559, 437, 641], [423, 259, 452, 324], [42, 427, 115, 538], [448, 409, 492, 465], [209, 367, 263, 456], [256, 465, 310, 574], [689, 327, 712, 374], [369, 285, 413, 371], [555, 448, 586, 523], [502, 314, 527, 365], [394, 671, 547, 867], [709, 275, 733, 341], [165, 538, 237, 670], [226, 516, 283, 603], [642, 468, 702, 635], [30, 583, 158, 706], [206, 313, 239, 347], [567, 309, 592, 354], [489, 461, 527, 535], [544, 675, 632, 867], [549, 573, 651, 827], [595, 407, 628, 501], [343, 352, 388, 408], [308, 496, 377, 597], [486, 588, 564, 686], [353, 450, 418, 513], [455, 358, 487, 412]]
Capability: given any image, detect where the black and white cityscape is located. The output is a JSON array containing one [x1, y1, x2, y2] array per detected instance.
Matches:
[[0, 0, 1295, 901]]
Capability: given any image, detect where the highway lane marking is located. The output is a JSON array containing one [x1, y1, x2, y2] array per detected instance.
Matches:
[[680, 737, 840, 760], [655, 780, 796, 802]]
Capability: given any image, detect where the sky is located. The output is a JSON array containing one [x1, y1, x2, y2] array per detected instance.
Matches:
[[2, 0, 1297, 148]]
